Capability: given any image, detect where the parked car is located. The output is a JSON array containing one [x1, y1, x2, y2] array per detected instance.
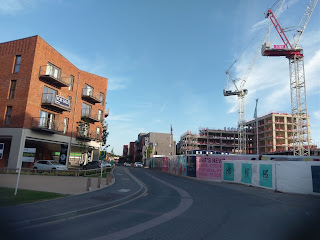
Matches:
[[134, 162, 143, 168], [33, 160, 68, 171], [82, 161, 100, 170], [99, 160, 111, 168], [124, 162, 131, 167]]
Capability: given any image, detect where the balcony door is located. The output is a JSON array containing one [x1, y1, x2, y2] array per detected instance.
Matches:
[[42, 86, 57, 103], [46, 62, 61, 79], [84, 84, 93, 96], [39, 110, 55, 129]]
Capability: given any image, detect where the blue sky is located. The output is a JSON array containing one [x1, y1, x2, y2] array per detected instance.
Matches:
[[1, 0, 319, 155]]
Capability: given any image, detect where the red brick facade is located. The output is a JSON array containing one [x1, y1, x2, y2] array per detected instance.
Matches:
[[0, 36, 108, 168], [0, 35, 108, 136]]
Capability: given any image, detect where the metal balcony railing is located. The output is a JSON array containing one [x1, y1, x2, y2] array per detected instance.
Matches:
[[41, 93, 72, 112], [76, 130, 95, 141], [105, 108, 109, 117], [81, 109, 103, 123], [82, 88, 102, 104], [31, 117, 64, 133], [39, 65, 70, 87]]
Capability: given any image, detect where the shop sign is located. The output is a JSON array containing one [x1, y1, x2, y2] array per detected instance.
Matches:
[[22, 148, 36, 162], [55, 95, 70, 108], [0, 143, 4, 159]]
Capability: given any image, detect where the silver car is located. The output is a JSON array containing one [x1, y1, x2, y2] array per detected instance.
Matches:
[[33, 160, 68, 170]]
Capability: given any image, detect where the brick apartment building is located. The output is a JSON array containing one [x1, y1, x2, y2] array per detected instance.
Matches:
[[0, 36, 108, 168], [122, 145, 128, 156]]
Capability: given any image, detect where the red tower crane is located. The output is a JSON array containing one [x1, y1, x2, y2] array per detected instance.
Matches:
[[262, 0, 318, 156]]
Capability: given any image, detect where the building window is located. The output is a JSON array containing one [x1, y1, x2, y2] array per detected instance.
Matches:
[[5, 106, 12, 125], [13, 55, 21, 73], [81, 102, 91, 117], [46, 62, 61, 79], [63, 118, 69, 134], [8, 80, 17, 99], [42, 86, 57, 103], [96, 127, 101, 139], [98, 109, 103, 121], [39, 110, 55, 129], [99, 92, 104, 105], [69, 75, 74, 91], [84, 84, 93, 96]]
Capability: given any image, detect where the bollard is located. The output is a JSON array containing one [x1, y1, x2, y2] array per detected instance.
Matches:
[[106, 174, 109, 185], [86, 178, 92, 191], [98, 176, 101, 188]]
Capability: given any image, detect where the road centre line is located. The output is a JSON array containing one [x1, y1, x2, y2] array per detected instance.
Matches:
[[93, 172, 193, 240]]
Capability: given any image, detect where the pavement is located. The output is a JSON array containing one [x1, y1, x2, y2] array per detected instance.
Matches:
[[0, 166, 147, 229]]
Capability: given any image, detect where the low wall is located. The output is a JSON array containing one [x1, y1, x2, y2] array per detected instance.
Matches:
[[146, 154, 320, 196], [222, 160, 320, 195], [222, 160, 276, 190]]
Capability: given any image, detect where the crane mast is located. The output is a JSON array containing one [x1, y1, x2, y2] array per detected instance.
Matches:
[[223, 0, 285, 155], [262, 0, 317, 156]]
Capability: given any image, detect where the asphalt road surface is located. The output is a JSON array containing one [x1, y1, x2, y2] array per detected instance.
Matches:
[[3, 166, 320, 240]]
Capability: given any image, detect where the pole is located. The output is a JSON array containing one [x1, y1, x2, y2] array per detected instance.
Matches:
[[67, 72, 81, 168], [255, 99, 259, 155], [14, 160, 22, 196]]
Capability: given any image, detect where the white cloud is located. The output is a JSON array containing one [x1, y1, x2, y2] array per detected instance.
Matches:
[[107, 114, 133, 122], [108, 77, 128, 91], [0, 0, 38, 14]]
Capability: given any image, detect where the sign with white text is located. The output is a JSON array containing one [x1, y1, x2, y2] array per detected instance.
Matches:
[[22, 148, 36, 162], [0, 143, 4, 159], [55, 95, 70, 108]]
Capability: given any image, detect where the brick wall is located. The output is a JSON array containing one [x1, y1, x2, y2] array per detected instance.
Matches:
[[0, 35, 108, 139]]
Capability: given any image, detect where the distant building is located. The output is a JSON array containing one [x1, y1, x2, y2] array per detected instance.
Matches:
[[0, 36, 108, 168], [122, 145, 128, 156], [144, 132, 176, 158], [178, 112, 312, 156], [178, 129, 240, 155], [246, 112, 311, 155], [134, 133, 147, 161], [128, 142, 135, 160]]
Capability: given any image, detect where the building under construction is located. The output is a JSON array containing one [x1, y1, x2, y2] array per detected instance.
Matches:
[[246, 112, 311, 155], [179, 112, 312, 155]]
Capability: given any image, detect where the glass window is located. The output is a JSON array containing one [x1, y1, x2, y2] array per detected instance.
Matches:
[[5, 106, 12, 125], [42, 86, 57, 103], [99, 92, 104, 105], [13, 55, 21, 73], [96, 127, 100, 138], [69, 75, 74, 91], [98, 109, 103, 121], [84, 84, 93, 96], [81, 103, 91, 117], [38, 110, 55, 129], [46, 62, 61, 79], [8, 80, 17, 99], [63, 118, 69, 134]]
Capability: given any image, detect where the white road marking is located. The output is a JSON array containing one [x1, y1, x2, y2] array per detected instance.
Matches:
[[94, 172, 193, 240]]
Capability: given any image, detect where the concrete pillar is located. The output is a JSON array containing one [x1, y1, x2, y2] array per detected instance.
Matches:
[[8, 129, 26, 169]]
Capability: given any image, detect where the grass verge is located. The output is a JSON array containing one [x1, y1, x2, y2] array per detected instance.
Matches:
[[0, 187, 68, 207]]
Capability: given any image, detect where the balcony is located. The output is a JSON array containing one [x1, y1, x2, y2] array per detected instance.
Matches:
[[105, 108, 109, 117], [39, 65, 70, 88], [81, 109, 103, 123], [82, 88, 102, 104], [31, 117, 64, 134], [76, 130, 95, 142], [41, 93, 72, 112]]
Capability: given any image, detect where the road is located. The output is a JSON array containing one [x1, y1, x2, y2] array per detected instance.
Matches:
[[2, 166, 320, 240]]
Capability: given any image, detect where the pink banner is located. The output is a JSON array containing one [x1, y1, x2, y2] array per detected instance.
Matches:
[[161, 157, 169, 172], [196, 156, 222, 180], [274, 45, 286, 49]]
